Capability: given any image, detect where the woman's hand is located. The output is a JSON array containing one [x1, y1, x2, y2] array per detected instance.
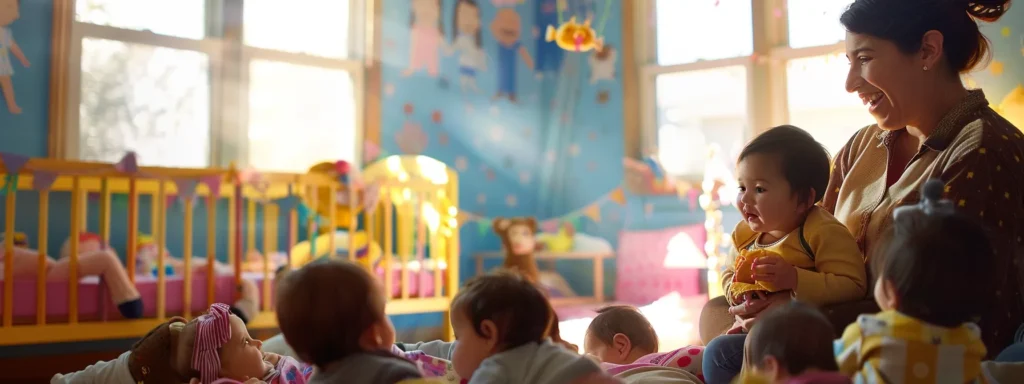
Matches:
[[752, 254, 798, 291], [728, 291, 773, 317]]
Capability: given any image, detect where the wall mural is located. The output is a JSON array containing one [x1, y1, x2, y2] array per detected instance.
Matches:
[[380, 0, 624, 312], [0, 0, 30, 115]]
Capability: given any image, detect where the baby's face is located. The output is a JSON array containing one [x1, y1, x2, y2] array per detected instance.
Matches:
[[219, 315, 273, 381], [451, 310, 493, 379]]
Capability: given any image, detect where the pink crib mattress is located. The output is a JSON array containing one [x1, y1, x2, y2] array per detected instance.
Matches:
[[0, 262, 448, 321]]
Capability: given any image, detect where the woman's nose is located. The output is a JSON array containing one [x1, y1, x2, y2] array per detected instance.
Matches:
[[845, 66, 861, 94]]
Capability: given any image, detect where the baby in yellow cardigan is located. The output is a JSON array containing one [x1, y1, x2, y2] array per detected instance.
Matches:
[[722, 125, 867, 333]]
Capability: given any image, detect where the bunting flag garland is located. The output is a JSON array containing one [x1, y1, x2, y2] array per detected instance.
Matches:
[[461, 186, 627, 237]]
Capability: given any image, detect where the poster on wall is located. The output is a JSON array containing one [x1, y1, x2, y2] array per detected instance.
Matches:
[[0, 0, 30, 114], [491, 7, 533, 102], [448, 0, 487, 93], [403, 0, 445, 78]]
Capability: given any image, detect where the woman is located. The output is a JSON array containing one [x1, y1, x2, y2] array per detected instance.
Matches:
[[700, 0, 1022, 382]]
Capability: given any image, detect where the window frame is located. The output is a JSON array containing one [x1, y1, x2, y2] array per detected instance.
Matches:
[[636, 0, 849, 182], [53, 0, 368, 171]]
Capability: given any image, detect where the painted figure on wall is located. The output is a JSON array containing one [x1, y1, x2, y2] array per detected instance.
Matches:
[[447, 0, 486, 92], [0, 0, 29, 114], [588, 44, 616, 84], [532, 0, 564, 78], [491, 8, 533, 102], [403, 0, 444, 78]]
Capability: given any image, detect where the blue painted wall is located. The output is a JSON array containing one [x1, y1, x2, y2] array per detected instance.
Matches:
[[380, 0, 623, 302]]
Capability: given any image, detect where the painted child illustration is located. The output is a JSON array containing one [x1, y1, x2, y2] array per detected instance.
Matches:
[[491, 8, 533, 102], [447, 0, 486, 92], [402, 0, 444, 78], [532, 0, 564, 79], [0, 0, 30, 115]]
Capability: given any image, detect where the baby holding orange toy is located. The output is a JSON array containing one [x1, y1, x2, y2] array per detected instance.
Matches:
[[703, 125, 868, 384]]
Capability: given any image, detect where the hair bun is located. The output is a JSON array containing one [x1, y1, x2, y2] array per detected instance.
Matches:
[[964, 0, 1011, 22]]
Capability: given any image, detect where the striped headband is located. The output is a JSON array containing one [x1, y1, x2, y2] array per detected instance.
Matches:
[[192, 303, 232, 384]]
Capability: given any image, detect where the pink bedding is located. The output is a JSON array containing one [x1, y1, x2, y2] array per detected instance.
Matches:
[[0, 264, 448, 321]]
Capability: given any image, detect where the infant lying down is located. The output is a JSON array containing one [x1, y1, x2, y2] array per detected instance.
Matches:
[[51, 303, 314, 384]]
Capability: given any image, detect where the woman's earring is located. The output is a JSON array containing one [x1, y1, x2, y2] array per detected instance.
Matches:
[[923, 66, 929, 71]]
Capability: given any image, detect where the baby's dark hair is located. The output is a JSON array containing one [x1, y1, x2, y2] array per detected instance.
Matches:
[[451, 269, 555, 350], [745, 301, 839, 376], [871, 208, 996, 327], [585, 305, 658, 354], [738, 125, 831, 205], [276, 259, 386, 368]]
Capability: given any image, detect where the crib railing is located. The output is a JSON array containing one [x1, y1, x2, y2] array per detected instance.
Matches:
[[0, 155, 460, 346]]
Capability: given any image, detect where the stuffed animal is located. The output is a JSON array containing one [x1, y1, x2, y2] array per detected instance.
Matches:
[[492, 216, 541, 283], [727, 248, 785, 303]]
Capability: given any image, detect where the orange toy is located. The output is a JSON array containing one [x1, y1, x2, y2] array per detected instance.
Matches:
[[728, 248, 784, 302]]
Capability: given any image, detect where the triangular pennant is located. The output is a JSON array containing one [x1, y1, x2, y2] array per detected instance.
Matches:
[[0, 152, 30, 174], [477, 220, 492, 236], [174, 178, 198, 204], [275, 195, 301, 212], [0, 174, 17, 196], [583, 204, 602, 223], [363, 140, 382, 164], [114, 152, 139, 174], [540, 219, 560, 233], [609, 187, 626, 205], [202, 175, 222, 197], [32, 171, 58, 191]]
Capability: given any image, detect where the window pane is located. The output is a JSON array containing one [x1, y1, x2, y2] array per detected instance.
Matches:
[[75, 0, 206, 39], [656, 66, 748, 178], [79, 38, 211, 168], [244, 0, 350, 59], [248, 60, 357, 172], [786, 53, 874, 156], [655, 0, 752, 65], [787, 0, 854, 49]]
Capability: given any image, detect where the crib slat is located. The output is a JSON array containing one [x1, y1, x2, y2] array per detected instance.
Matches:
[[228, 187, 236, 270], [99, 178, 111, 246], [127, 178, 138, 284], [348, 188, 357, 261], [156, 182, 167, 319], [383, 188, 393, 300], [206, 193, 216, 307], [327, 185, 337, 260], [37, 191, 50, 325], [262, 204, 275, 312], [2, 181, 17, 328], [287, 184, 297, 269], [306, 184, 318, 261], [183, 196, 194, 319], [69, 177, 81, 324], [247, 199, 256, 262], [233, 182, 243, 304], [432, 199, 443, 298]]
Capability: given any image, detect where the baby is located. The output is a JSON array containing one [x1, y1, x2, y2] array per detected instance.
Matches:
[[739, 301, 849, 384], [583, 305, 704, 382], [275, 259, 438, 384], [835, 180, 994, 382], [51, 303, 311, 384], [705, 125, 868, 384], [400, 269, 618, 383]]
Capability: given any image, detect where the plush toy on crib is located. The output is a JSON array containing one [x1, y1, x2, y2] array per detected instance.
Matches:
[[0, 231, 144, 318], [134, 234, 260, 324]]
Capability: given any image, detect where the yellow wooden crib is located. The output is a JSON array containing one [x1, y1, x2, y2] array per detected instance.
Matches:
[[0, 154, 460, 346]]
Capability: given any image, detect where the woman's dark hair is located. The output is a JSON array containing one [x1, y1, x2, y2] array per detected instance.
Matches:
[[276, 259, 387, 368], [452, 0, 483, 48], [410, 0, 445, 36], [738, 125, 831, 205], [871, 209, 996, 327], [585, 305, 659, 354], [745, 301, 839, 375], [840, 0, 1012, 74], [451, 269, 555, 350]]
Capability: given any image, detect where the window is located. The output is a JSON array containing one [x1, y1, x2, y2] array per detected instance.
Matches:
[[640, 0, 869, 180], [64, 0, 365, 172]]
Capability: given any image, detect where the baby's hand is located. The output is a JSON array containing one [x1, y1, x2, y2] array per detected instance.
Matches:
[[262, 352, 282, 366]]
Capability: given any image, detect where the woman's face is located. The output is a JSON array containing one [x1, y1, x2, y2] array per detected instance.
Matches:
[[845, 32, 928, 131]]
